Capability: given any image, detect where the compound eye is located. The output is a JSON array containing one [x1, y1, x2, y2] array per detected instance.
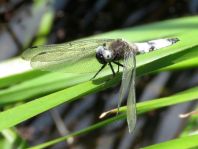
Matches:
[[96, 46, 105, 53]]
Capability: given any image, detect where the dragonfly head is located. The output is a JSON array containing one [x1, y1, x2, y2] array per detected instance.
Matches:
[[96, 44, 114, 64]]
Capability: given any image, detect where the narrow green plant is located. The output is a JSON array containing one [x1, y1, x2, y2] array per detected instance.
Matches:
[[0, 16, 198, 148]]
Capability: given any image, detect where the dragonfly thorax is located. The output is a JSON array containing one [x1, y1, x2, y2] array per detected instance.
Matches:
[[96, 45, 114, 64]]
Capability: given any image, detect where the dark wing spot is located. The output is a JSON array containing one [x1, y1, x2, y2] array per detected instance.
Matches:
[[103, 43, 106, 47], [38, 52, 47, 55], [31, 46, 38, 49]]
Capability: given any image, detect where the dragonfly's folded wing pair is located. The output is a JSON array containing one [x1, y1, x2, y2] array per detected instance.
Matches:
[[118, 50, 136, 133], [22, 39, 114, 73]]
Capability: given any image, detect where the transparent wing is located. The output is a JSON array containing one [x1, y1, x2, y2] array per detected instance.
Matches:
[[126, 51, 136, 133], [118, 50, 136, 133], [22, 39, 115, 73]]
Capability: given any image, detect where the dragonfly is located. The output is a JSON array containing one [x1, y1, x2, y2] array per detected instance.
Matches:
[[22, 37, 179, 133]]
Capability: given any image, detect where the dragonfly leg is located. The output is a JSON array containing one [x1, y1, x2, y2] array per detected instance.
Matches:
[[112, 61, 124, 72], [108, 62, 116, 76], [91, 64, 107, 80]]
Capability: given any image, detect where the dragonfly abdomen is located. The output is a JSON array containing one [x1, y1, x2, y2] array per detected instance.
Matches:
[[135, 38, 179, 54]]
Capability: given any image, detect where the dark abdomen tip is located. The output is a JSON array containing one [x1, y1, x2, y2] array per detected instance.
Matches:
[[168, 38, 180, 44]]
